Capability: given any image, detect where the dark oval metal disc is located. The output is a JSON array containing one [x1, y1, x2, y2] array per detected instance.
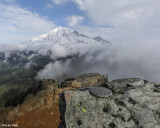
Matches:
[[89, 87, 112, 98]]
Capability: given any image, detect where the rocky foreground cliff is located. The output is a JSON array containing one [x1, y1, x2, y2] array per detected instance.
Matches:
[[0, 73, 160, 128]]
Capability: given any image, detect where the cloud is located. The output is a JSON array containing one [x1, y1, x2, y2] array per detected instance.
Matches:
[[72, 26, 119, 41], [45, 3, 54, 9], [51, 44, 67, 58], [66, 15, 84, 26], [5, 0, 15, 2], [51, 0, 69, 4], [36, 60, 72, 80], [36, 40, 160, 82], [72, 0, 160, 42], [73, 0, 159, 25], [0, 3, 56, 43]]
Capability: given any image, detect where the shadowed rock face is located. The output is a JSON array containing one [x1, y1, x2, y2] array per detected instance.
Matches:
[[59, 78, 160, 128]]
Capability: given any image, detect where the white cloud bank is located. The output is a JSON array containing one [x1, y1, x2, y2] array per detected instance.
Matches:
[[66, 15, 84, 26], [72, 0, 160, 42], [0, 3, 56, 43], [35, 40, 160, 82]]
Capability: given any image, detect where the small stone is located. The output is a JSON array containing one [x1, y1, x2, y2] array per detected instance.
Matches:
[[89, 87, 112, 98]]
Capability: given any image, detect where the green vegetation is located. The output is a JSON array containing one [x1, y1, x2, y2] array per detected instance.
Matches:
[[0, 79, 38, 107], [0, 54, 52, 108], [15, 66, 37, 79], [0, 55, 51, 85], [0, 71, 15, 85]]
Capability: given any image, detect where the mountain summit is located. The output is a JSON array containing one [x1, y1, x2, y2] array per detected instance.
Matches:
[[31, 27, 74, 42], [30, 26, 110, 46]]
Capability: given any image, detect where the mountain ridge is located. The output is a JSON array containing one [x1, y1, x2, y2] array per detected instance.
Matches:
[[30, 26, 110, 45]]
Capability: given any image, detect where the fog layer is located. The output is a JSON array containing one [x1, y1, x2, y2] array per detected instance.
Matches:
[[36, 41, 160, 82]]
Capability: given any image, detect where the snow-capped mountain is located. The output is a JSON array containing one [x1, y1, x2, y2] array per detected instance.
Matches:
[[30, 26, 110, 46], [1, 27, 110, 55], [10, 26, 110, 59]]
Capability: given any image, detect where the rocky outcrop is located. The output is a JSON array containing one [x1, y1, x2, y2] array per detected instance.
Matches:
[[61, 73, 108, 88], [59, 78, 160, 128], [1, 74, 160, 128]]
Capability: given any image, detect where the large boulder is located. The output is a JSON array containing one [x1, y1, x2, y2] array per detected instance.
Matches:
[[59, 78, 160, 128], [61, 73, 108, 88]]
